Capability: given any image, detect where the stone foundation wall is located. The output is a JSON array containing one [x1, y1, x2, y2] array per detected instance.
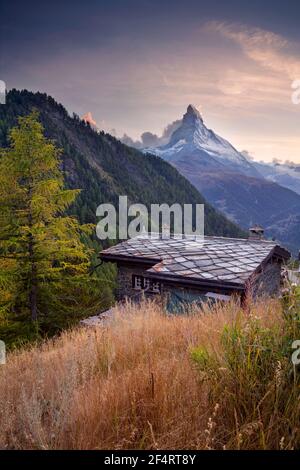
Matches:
[[250, 261, 282, 299], [116, 265, 151, 301]]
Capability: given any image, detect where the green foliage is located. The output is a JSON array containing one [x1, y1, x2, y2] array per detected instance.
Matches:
[[0, 112, 114, 347], [190, 346, 220, 381], [0, 89, 246, 239], [0, 89, 246, 347], [191, 297, 300, 449]]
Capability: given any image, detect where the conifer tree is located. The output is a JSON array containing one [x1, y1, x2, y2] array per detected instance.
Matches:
[[0, 111, 105, 340]]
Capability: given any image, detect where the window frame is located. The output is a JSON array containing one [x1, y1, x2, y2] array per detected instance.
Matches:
[[132, 275, 161, 294], [132, 275, 143, 290]]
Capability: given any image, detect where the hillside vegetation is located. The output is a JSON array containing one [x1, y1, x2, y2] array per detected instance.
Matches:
[[0, 98, 246, 348], [1, 293, 299, 450], [0, 90, 245, 238], [0, 113, 114, 347]]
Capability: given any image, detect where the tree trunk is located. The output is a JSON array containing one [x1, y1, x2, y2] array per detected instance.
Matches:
[[30, 264, 38, 321], [28, 183, 38, 321]]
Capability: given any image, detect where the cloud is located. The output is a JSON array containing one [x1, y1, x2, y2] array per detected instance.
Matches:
[[120, 133, 143, 149], [140, 132, 160, 147], [121, 118, 182, 149], [240, 150, 254, 161], [161, 119, 182, 142], [204, 21, 300, 80], [16, 17, 299, 162]]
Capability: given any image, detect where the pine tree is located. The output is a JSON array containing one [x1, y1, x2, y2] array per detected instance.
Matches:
[[0, 111, 106, 342]]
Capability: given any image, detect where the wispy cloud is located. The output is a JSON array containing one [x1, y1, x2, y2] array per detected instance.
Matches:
[[7, 17, 300, 163], [204, 21, 300, 79]]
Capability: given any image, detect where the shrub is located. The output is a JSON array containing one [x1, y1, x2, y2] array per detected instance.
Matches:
[[191, 293, 300, 449]]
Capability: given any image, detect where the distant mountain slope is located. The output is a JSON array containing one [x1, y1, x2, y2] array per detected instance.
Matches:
[[0, 90, 245, 239], [186, 169, 300, 238], [253, 161, 300, 195], [143, 105, 300, 254]]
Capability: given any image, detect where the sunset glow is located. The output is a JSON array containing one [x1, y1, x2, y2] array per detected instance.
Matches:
[[2, 0, 300, 162]]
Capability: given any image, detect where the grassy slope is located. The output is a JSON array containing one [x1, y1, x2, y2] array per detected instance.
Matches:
[[1, 296, 299, 450]]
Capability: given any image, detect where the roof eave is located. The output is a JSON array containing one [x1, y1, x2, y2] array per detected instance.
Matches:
[[100, 252, 161, 265], [145, 271, 245, 292]]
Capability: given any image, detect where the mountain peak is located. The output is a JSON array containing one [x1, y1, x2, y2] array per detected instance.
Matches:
[[180, 105, 204, 136], [184, 104, 203, 123], [82, 112, 97, 130], [167, 104, 206, 147], [151, 104, 260, 178]]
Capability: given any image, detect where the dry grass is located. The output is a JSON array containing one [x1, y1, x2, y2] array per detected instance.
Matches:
[[0, 298, 299, 450]]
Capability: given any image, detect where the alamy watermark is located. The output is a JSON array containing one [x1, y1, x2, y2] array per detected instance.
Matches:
[[291, 80, 300, 105], [0, 340, 6, 365], [96, 196, 204, 241], [0, 80, 6, 104], [292, 340, 300, 366]]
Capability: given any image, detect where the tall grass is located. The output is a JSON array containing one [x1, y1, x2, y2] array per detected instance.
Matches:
[[0, 295, 299, 450]]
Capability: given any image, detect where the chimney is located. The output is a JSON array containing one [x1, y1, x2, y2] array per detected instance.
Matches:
[[249, 225, 264, 241]]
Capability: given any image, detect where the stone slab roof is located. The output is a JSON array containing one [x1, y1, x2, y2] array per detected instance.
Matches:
[[100, 234, 290, 289]]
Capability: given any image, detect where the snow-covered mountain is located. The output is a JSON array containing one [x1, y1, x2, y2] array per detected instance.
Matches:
[[141, 105, 300, 254], [145, 105, 261, 178]]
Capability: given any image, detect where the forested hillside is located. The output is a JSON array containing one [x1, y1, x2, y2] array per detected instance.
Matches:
[[0, 90, 245, 238], [0, 90, 246, 347]]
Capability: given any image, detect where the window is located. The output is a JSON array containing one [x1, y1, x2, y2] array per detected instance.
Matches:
[[151, 281, 161, 293], [132, 275, 161, 293], [133, 275, 143, 290]]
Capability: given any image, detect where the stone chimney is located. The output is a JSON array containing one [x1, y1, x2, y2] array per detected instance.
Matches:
[[249, 225, 264, 241]]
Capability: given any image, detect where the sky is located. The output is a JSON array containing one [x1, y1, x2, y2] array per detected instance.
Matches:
[[1, 0, 300, 163]]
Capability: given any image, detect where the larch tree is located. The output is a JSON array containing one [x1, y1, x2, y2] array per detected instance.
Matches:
[[0, 111, 101, 338]]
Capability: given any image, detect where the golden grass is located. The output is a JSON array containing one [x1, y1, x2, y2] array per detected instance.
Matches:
[[0, 298, 298, 450]]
